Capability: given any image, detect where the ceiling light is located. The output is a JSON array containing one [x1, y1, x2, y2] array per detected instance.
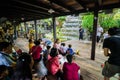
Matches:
[[48, 9, 55, 14], [21, 18, 24, 20]]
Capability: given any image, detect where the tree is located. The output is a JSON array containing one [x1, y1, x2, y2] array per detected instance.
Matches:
[[81, 14, 94, 33], [113, 12, 120, 27], [100, 13, 119, 32], [82, 9, 120, 33]]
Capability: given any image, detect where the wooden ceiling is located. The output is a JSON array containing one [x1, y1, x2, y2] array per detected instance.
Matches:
[[0, 0, 120, 22]]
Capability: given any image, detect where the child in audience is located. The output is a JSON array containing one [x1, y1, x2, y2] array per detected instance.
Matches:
[[53, 38, 61, 49], [67, 44, 74, 55], [60, 43, 67, 55], [43, 45, 51, 63], [63, 54, 80, 80], [28, 39, 34, 53], [46, 48, 63, 80], [30, 40, 42, 71]]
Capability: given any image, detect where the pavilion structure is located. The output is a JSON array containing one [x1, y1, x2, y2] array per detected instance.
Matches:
[[0, 0, 120, 60]]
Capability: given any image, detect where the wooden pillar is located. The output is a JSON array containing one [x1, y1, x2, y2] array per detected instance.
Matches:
[[34, 20, 38, 40], [25, 22, 28, 34], [24, 22, 26, 31], [13, 23, 17, 39], [52, 17, 56, 41], [23, 22, 27, 38], [91, 3, 98, 60]]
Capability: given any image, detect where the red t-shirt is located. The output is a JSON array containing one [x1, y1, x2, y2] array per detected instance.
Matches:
[[63, 62, 80, 80], [31, 46, 42, 60], [47, 56, 60, 75]]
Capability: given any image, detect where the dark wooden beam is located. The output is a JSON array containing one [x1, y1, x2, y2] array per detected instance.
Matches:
[[6, 8, 46, 17], [54, 9, 87, 17], [52, 16, 56, 41], [49, 0, 74, 11], [34, 20, 38, 40], [37, 0, 62, 13], [99, 2, 120, 10], [12, 5, 51, 16], [12, 0, 48, 10], [12, 0, 61, 14], [75, 0, 86, 9], [0, 9, 50, 20], [2, 10, 47, 22], [11, 2, 59, 15], [18, 15, 52, 22], [91, 2, 99, 60]]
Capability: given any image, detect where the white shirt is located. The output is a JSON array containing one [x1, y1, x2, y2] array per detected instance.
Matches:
[[97, 26, 103, 36], [103, 33, 109, 39]]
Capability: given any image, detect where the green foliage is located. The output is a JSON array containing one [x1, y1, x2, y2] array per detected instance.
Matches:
[[101, 14, 119, 31], [56, 16, 66, 40], [113, 13, 120, 27], [57, 16, 66, 28], [57, 16, 66, 21], [82, 10, 120, 33], [42, 18, 52, 26], [81, 15, 94, 32]]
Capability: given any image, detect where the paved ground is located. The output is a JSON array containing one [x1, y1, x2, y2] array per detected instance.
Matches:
[[14, 38, 119, 80]]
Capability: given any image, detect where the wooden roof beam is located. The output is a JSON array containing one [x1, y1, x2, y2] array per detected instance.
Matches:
[[99, 2, 120, 10], [12, 5, 51, 16], [12, 0, 48, 11], [75, 0, 86, 9], [11, 2, 51, 15], [1, 7, 47, 18], [37, 1, 62, 13], [10, 9, 47, 17], [12, 0, 61, 14], [49, 0, 75, 12]]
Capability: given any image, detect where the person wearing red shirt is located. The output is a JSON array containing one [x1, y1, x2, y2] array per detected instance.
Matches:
[[63, 54, 80, 80], [31, 40, 42, 70]]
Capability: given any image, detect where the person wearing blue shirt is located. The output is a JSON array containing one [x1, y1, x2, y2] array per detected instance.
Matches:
[[67, 44, 74, 55], [79, 26, 84, 40], [0, 41, 16, 78], [0, 53, 11, 66], [0, 42, 14, 66]]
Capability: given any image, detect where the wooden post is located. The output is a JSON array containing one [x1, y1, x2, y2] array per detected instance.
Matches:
[[34, 20, 38, 40], [91, 2, 98, 60], [25, 22, 28, 34], [24, 22, 27, 33], [52, 16, 56, 41], [13, 23, 17, 39], [24, 22, 28, 39]]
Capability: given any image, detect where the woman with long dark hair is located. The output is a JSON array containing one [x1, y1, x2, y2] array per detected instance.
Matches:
[[11, 52, 34, 80]]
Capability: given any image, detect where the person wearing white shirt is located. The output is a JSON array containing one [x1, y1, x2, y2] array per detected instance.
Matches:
[[97, 25, 103, 43]]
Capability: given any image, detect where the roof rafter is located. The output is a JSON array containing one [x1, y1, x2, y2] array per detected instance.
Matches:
[[12, 5, 51, 16], [75, 0, 86, 9], [99, 2, 120, 10], [11, 2, 51, 15], [48, 0, 75, 12], [11, 9, 47, 17], [37, 1, 62, 13], [12, 0, 48, 10], [12, 0, 61, 14]]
